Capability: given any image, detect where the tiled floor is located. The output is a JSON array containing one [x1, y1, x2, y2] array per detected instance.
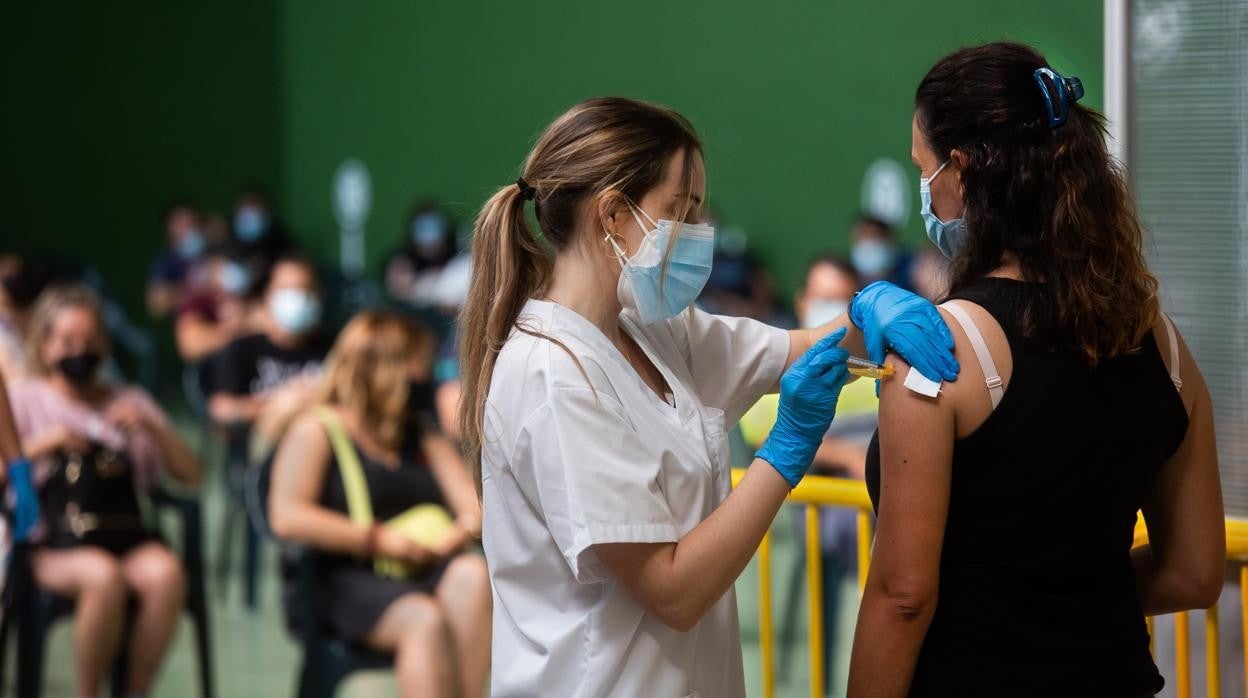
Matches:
[[4, 418, 853, 697]]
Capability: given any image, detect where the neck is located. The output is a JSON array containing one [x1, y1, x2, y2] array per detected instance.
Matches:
[[48, 373, 94, 403], [988, 252, 1025, 281], [544, 242, 623, 341], [266, 321, 303, 349]]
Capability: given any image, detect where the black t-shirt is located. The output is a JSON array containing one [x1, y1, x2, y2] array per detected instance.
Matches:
[[209, 332, 332, 398]]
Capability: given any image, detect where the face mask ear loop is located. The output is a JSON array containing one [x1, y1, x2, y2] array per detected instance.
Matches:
[[924, 160, 950, 188], [627, 200, 659, 233], [603, 230, 628, 268]]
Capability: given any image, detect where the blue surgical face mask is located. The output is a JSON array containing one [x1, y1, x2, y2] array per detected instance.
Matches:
[[269, 288, 321, 334], [235, 207, 269, 243], [217, 261, 250, 296], [177, 230, 206, 260], [609, 203, 715, 325], [919, 160, 967, 259], [850, 239, 897, 277]]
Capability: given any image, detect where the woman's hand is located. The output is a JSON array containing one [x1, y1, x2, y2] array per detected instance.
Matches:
[[849, 281, 959, 382], [26, 425, 91, 459], [104, 400, 149, 433], [374, 527, 437, 567], [757, 327, 850, 487], [431, 522, 474, 559]]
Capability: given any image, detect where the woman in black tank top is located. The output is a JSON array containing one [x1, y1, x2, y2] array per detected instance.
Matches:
[[846, 43, 1225, 698]]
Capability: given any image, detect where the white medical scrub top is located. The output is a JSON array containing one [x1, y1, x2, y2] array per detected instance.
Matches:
[[481, 299, 789, 698]]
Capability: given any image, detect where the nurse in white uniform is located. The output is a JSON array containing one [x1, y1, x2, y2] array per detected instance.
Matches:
[[457, 97, 960, 697]]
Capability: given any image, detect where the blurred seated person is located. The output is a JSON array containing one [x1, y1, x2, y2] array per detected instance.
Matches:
[[739, 254, 877, 681], [175, 244, 259, 363], [269, 310, 490, 698], [740, 255, 878, 478], [209, 255, 331, 448], [7, 284, 200, 698], [231, 185, 295, 284], [696, 224, 788, 326], [909, 244, 952, 302], [385, 203, 460, 311], [849, 214, 916, 292], [0, 255, 51, 380], [146, 200, 206, 320]]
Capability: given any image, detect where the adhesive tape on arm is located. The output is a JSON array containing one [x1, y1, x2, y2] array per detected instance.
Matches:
[[903, 366, 942, 398]]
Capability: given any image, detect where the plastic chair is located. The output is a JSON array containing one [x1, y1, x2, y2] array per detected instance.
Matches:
[[245, 457, 392, 698], [0, 485, 214, 698]]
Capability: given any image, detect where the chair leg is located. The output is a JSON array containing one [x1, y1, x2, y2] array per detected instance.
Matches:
[[189, 584, 215, 698], [244, 523, 260, 612], [17, 597, 48, 698]]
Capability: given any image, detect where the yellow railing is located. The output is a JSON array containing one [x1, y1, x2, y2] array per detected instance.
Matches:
[[732, 469, 1248, 698]]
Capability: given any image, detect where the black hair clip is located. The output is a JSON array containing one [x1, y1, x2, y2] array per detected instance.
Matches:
[[1033, 67, 1085, 129], [516, 178, 536, 201]]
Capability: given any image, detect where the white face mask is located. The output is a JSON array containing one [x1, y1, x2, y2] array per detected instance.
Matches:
[[802, 297, 850, 330], [269, 288, 321, 334], [608, 203, 715, 325]]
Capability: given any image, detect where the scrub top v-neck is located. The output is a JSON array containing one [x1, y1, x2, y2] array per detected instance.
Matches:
[[481, 298, 788, 698]]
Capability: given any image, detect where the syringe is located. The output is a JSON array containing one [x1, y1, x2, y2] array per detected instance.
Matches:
[[847, 356, 894, 380]]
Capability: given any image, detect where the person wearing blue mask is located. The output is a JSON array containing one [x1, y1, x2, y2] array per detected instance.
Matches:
[[146, 200, 205, 320], [230, 186, 295, 281], [384, 203, 459, 311], [208, 255, 332, 448], [455, 97, 958, 697], [848, 214, 917, 292], [848, 42, 1224, 697]]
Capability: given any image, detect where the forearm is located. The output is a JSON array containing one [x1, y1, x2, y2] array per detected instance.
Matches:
[[847, 585, 935, 697], [1132, 545, 1219, 614], [787, 318, 866, 373], [0, 380, 22, 463], [271, 502, 371, 556], [624, 459, 790, 628], [147, 420, 201, 485], [210, 394, 262, 424]]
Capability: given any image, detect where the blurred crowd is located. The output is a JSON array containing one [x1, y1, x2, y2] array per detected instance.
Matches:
[[0, 184, 946, 696]]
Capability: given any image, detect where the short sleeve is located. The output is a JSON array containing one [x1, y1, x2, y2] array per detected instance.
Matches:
[[515, 388, 679, 583], [210, 337, 250, 397], [673, 308, 789, 425]]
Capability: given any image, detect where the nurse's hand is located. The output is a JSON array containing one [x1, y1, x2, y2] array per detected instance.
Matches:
[[849, 281, 959, 382], [757, 327, 850, 487]]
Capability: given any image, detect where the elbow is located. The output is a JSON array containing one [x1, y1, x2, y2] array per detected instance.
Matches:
[[1186, 566, 1224, 609], [645, 591, 706, 632], [268, 502, 292, 540], [876, 576, 939, 624]]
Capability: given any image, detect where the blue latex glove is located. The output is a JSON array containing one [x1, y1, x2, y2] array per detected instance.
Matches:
[[849, 281, 960, 382], [9, 457, 40, 542], [757, 327, 851, 487]]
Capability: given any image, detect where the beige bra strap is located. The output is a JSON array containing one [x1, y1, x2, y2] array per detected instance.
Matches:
[[1160, 313, 1183, 392], [940, 301, 1005, 409]]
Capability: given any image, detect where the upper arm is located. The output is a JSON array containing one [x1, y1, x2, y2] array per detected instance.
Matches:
[[1142, 322, 1224, 580], [870, 353, 955, 602], [268, 413, 332, 532], [422, 431, 481, 532], [678, 308, 789, 423]]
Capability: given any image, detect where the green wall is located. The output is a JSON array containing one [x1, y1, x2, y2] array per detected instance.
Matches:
[[4, 2, 1103, 316], [3, 3, 282, 317], [280, 0, 1103, 296]]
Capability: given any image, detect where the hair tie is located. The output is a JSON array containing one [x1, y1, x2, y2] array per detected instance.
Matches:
[[1033, 67, 1085, 129], [515, 178, 536, 201]]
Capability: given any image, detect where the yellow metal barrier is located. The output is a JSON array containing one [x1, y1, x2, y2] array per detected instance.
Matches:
[[732, 470, 1248, 698]]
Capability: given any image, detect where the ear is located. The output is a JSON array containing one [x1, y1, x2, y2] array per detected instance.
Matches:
[[949, 148, 969, 172], [594, 190, 629, 236]]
